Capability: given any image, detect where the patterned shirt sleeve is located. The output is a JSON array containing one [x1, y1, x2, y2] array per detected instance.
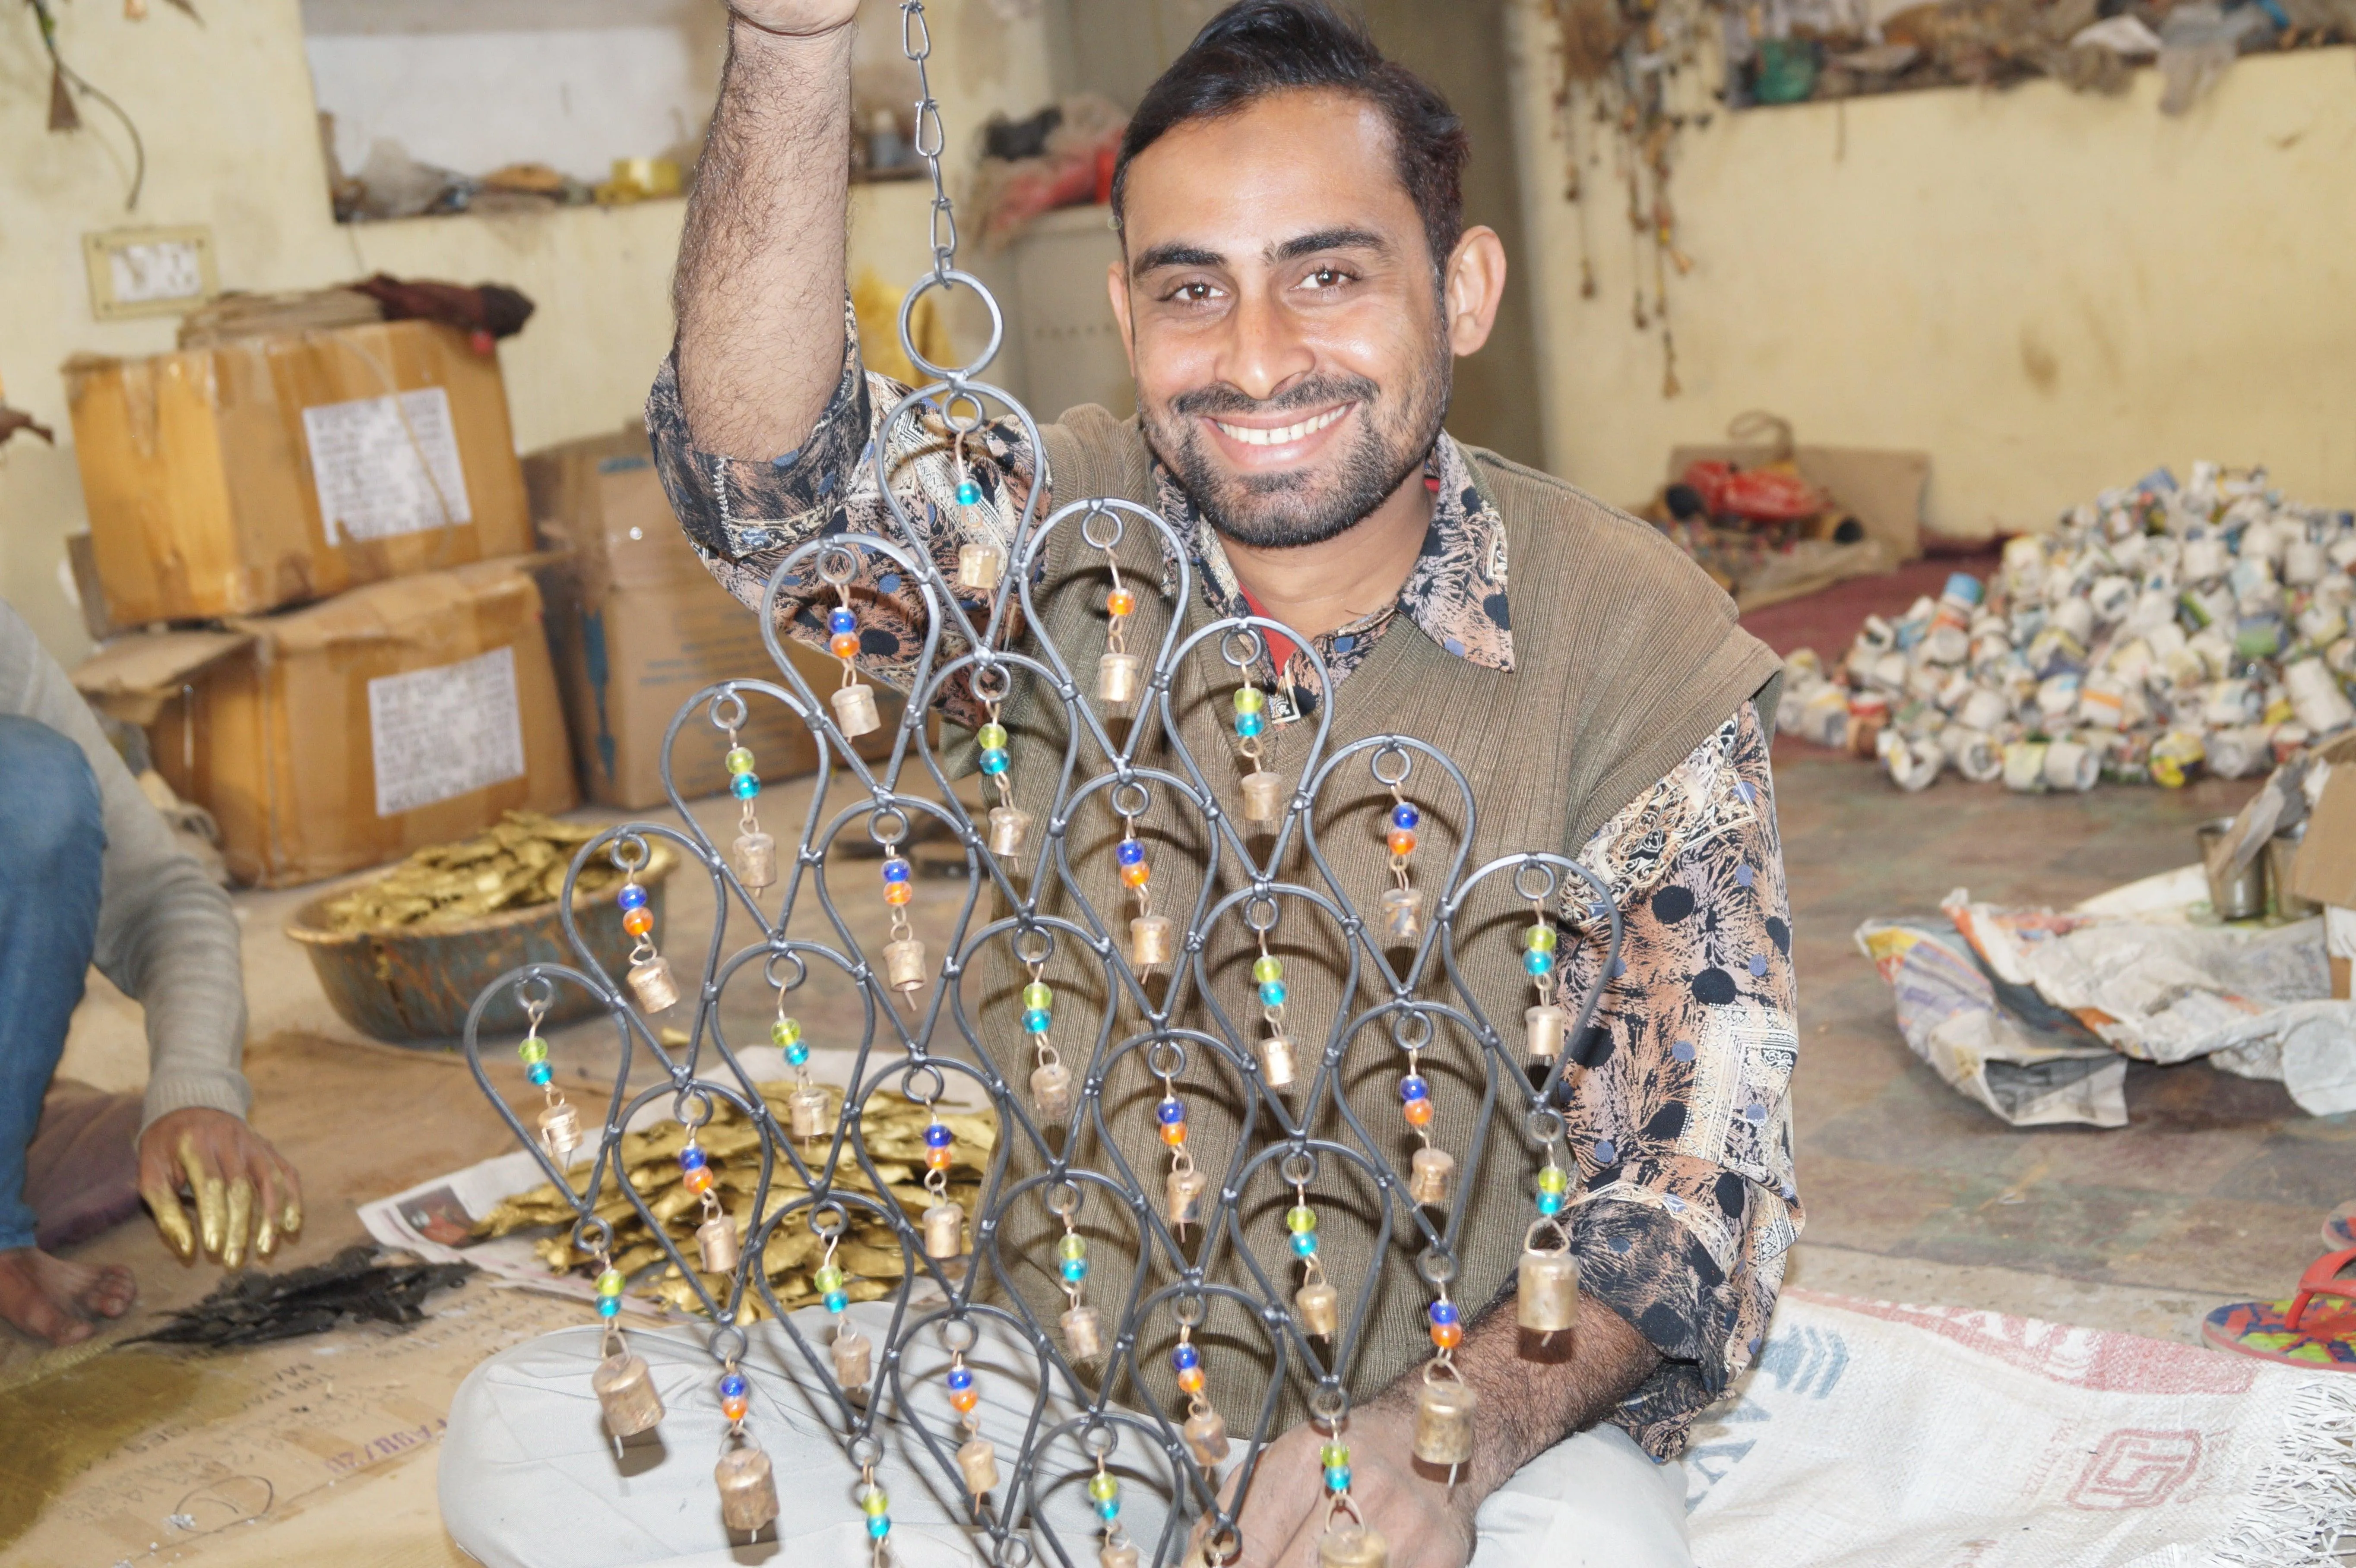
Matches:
[[644, 304, 1040, 727], [1549, 700, 1801, 1460]]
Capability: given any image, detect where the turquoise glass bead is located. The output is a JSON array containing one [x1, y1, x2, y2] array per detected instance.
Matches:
[[825, 1289, 849, 1312], [730, 771, 761, 800], [1023, 1008, 1052, 1034], [526, 1062, 552, 1087], [785, 1043, 810, 1067], [1324, 1465, 1351, 1492], [979, 748, 1009, 775], [1524, 948, 1556, 977], [1259, 980, 1286, 1007], [868, 1515, 891, 1539], [956, 480, 982, 506], [1235, 710, 1265, 738], [596, 1295, 620, 1317], [1290, 1230, 1319, 1258], [1536, 1191, 1565, 1217]]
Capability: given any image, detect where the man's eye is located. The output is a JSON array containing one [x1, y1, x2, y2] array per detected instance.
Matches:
[[1172, 281, 1217, 303], [1306, 266, 1350, 288]]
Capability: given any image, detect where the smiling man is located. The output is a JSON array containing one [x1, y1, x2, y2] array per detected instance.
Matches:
[[649, 3, 1793, 1565]]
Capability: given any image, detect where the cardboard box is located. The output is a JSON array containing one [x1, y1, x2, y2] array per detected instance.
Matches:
[[64, 319, 532, 625], [76, 559, 575, 887], [526, 430, 899, 809], [2291, 756, 2356, 999]]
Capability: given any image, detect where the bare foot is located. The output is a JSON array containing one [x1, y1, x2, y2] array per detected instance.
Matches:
[[0, 1246, 137, 1346]]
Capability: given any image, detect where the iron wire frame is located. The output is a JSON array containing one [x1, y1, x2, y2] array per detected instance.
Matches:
[[457, 6, 1623, 1562]]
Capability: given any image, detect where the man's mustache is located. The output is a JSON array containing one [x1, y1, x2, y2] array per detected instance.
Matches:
[[1169, 374, 1380, 420]]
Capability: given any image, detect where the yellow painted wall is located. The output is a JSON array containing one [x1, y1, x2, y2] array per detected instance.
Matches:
[[0, 0, 1045, 664], [1503, 21, 2356, 536]]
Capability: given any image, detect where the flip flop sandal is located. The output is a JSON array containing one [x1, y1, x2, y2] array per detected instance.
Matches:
[[2324, 1201, 2356, 1251], [2202, 1247, 2356, 1370]]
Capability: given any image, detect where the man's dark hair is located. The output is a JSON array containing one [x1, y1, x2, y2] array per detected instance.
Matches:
[[1110, 0, 1470, 274]]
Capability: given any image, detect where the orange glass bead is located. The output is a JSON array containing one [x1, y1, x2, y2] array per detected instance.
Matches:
[[682, 1165, 715, 1194], [925, 1145, 954, 1171], [884, 881, 913, 906], [1107, 587, 1137, 617], [721, 1395, 750, 1420], [950, 1388, 980, 1413], [1387, 828, 1417, 856], [1402, 1097, 1434, 1129], [830, 632, 860, 660], [1121, 861, 1151, 888], [1430, 1320, 1462, 1350], [1175, 1366, 1205, 1394], [1159, 1120, 1188, 1147], [622, 907, 653, 937]]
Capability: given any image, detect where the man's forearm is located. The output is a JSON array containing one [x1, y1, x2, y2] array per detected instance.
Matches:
[[674, 14, 856, 455], [1369, 1288, 1660, 1505]]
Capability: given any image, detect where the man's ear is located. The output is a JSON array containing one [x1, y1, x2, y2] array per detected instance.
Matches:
[[1442, 225, 1507, 357], [1105, 259, 1138, 377]]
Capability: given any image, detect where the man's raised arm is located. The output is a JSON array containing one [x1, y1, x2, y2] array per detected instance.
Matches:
[[674, 1, 864, 456]]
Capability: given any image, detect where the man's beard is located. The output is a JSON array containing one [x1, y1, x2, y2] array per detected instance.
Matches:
[[1142, 342, 1451, 550]]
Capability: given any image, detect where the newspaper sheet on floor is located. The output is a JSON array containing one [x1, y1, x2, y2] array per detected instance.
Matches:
[[1858, 864, 2356, 1126]]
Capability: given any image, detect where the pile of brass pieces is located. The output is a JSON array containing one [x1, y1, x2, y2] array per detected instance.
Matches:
[[317, 812, 640, 933], [473, 1085, 995, 1320]]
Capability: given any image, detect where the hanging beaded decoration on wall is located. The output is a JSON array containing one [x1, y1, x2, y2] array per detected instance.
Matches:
[[458, 6, 1624, 1567]]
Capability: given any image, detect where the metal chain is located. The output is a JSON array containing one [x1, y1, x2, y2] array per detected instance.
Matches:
[[899, 1, 958, 285]]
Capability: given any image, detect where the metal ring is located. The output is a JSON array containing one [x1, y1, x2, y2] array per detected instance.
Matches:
[[1172, 1290, 1206, 1328], [1012, 926, 1054, 966], [1044, 1179, 1082, 1217], [849, 1434, 883, 1467], [1308, 1383, 1349, 1422], [1416, 1247, 1459, 1287], [810, 1202, 848, 1238], [674, 1085, 716, 1130], [1513, 858, 1560, 903], [1080, 1423, 1117, 1458], [1145, 1040, 1186, 1078], [941, 389, 987, 434], [994, 1536, 1034, 1568], [1387, 1008, 1435, 1053], [606, 833, 650, 874], [514, 974, 556, 1012], [573, 1215, 614, 1253], [764, 949, 808, 993], [867, 807, 912, 847], [1200, 1527, 1242, 1567], [707, 1323, 749, 1365], [939, 1316, 979, 1354], [1242, 895, 1280, 933], [1525, 1107, 1565, 1145], [1370, 744, 1414, 788], [969, 662, 1013, 704], [1080, 505, 1123, 552], [898, 269, 1004, 383], [899, 1061, 948, 1105], [1109, 779, 1150, 819], [709, 689, 750, 733], [1218, 629, 1266, 670], [817, 545, 860, 586], [1278, 1150, 1317, 1186]]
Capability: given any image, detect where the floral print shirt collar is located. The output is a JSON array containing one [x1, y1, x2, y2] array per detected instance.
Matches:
[[1149, 432, 1514, 717]]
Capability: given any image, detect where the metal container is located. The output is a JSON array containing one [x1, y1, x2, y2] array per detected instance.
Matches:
[[1407, 1145, 1455, 1207], [2198, 817, 2268, 921], [1031, 1059, 1074, 1117], [831, 682, 883, 737], [1184, 1405, 1230, 1465], [1130, 914, 1175, 968], [732, 831, 777, 890], [592, 1348, 665, 1436], [1380, 886, 1426, 946], [831, 1327, 873, 1388], [2272, 822, 2321, 919], [1317, 1522, 1388, 1568], [1257, 1031, 1298, 1090], [1525, 1003, 1569, 1064], [1412, 1377, 1477, 1465], [986, 805, 1032, 857], [286, 845, 675, 1045], [1295, 1278, 1339, 1337], [1061, 1303, 1102, 1361], [1517, 1246, 1580, 1334], [923, 1201, 965, 1258], [1098, 651, 1143, 707], [715, 1442, 780, 1532], [696, 1215, 740, 1273], [956, 1437, 1001, 1495], [1241, 769, 1285, 829]]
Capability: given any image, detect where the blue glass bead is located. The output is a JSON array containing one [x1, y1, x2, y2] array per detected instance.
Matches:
[[1291, 1230, 1319, 1258], [947, 1366, 975, 1390], [979, 748, 1009, 775], [1524, 948, 1556, 977], [1235, 711, 1265, 738], [1061, 1258, 1088, 1283], [1259, 980, 1286, 1007], [868, 1516, 891, 1540], [597, 1295, 621, 1318], [785, 1043, 810, 1066], [526, 1062, 552, 1087], [924, 1123, 953, 1148], [829, 608, 857, 635], [679, 1146, 707, 1170], [1391, 803, 1420, 831], [1023, 1008, 1052, 1034], [1156, 1098, 1185, 1125], [882, 857, 912, 882], [1400, 1075, 1429, 1101], [616, 883, 649, 910], [1325, 1465, 1352, 1492], [825, 1289, 849, 1313], [730, 771, 761, 800], [1172, 1343, 1200, 1370], [720, 1372, 748, 1399], [1095, 1499, 1121, 1522], [1116, 839, 1145, 866], [956, 480, 982, 506], [1536, 1191, 1565, 1217], [1430, 1300, 1459, 1326]]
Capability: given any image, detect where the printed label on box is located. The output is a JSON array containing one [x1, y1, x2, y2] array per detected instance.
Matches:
[[368, 646, 526, 817], [302, 387, 475, 543]]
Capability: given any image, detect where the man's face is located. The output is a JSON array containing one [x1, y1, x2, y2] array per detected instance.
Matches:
[[1109, 89, 1456, 550]]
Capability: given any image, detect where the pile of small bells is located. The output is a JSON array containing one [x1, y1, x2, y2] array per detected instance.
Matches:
[[1780, 463, 2356, 792]]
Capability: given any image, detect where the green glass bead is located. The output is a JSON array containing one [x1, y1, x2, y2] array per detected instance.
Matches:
[[516, 1035, 548, 1065], [1526, 923, 1558, 952], [977, 722, 1008, 751], [1233, 687, 1266, 715], [860, 1486, 890, 1516], [1087, 1473, 1119, 1503], [1058, 1233, 1087, 1261], [770, 1017, 801, 1048], [1022, 981, 1052, 1012], [1536, 1165, 1570, 1194], [595, 1269, 625, 1296], [1286, 1204, 1317, 1233], [725, 746, 756, 775], [814, 1264, 846, 1293], [1320, 1441, 1350, 1469], [1252, 955, 1283, 984]]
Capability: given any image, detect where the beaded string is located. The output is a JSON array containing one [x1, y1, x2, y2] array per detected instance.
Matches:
[[1399, 1055, 1435, 1158], [616, 852, 676, 1012], [1172, 1321, 1229, 1468], [920, 1103, 963, 1261], [1524, 889, 1559, 996], [856, 1458, 892, 1561], [1233, 656, 1278, 815], [517, 993, 578, 1164], [1422, 1285, 1471, 1489], [880, 838, 922, 1007], [945, 1340, 1001, 1508], [1378, 778, 1426, 948], [1286, 1173, 1321, 1275], [1535, 1128, 1571, 1220], [976, 698, 1024, 857], [828, 585, 862, 697], [1022, 961, 1063, 1115], [1251, 927, 1297, 1090], [772, 1004, 819, 1129], [815, 1227, 849, 1316], [1055, 1203, 1090, 1325], [1104, 561, 1136, 670], [724, 723, 772, 890], [1156, 1056, 1203, 1237], [1087, 1453, 1125, 1554], [677, 1119, 732, 1271], [592, 1244, 626, 1325], [1117, 817, 1161, 970]]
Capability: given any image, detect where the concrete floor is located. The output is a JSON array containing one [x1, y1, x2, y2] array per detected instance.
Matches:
[[10, 738, 2348, 1562]]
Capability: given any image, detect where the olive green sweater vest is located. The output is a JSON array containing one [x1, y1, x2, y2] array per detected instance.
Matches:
[[956, 406, 1780, 1430]]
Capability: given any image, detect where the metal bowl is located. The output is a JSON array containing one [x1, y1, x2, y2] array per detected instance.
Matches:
[[285, 844, 676, 1045]]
